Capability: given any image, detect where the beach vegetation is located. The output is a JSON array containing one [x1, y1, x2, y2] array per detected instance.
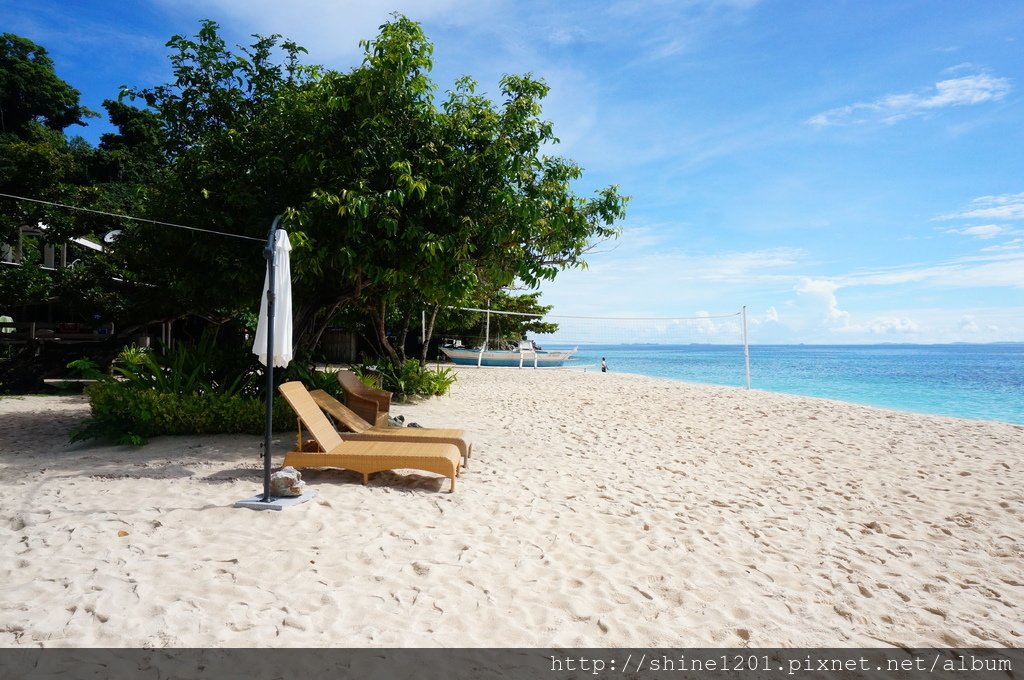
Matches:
[[108, 15, 626, 362], [0, 34, 164, 311], [109, 336, 260, 398], [434, 290, 559, 349], [0, 34, 173, 392], [2, 17, 627, 409], [71, 380, 293, 445], [0, 33, 96, 134], [352, 358, 458, 402], [68, 335, 343, 444]]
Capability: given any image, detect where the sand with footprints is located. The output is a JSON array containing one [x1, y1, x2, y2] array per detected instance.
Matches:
[[1, 367, 1022, 646]]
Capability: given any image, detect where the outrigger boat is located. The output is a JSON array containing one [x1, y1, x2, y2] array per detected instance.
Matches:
[[440, 305, 576, 367], [440, 341, 576, 368]]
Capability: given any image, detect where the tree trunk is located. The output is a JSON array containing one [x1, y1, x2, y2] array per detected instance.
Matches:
[[370, 299, 402, 366], [420, 305, 439, 365], [395, 310, 412, 364], [306, 298, 347, 360]]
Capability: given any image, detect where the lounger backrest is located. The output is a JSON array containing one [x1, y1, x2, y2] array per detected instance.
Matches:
[[279, 381, 344, 451], [309, 389, 372, 434], [336, 369, 392, 427]]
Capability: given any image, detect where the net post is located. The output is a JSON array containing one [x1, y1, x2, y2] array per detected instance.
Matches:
[[742, 306, 751, 390], [478, 302, 489, 368]]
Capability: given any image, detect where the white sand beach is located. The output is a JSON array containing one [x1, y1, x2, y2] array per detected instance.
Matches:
[[1, 367, 1022, 647]]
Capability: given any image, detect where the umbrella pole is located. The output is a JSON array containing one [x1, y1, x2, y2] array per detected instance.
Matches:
[[262, 215, 283, 502]]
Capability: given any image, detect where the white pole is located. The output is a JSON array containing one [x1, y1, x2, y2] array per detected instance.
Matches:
[[478, 301, 490, 368], [742, 305, 751, 389]]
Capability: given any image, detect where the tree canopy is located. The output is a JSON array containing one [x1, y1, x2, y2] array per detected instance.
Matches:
[[0, 33, 95, 134], [1, 16, 628, 369]]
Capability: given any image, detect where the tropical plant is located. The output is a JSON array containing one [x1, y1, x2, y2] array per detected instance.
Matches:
[[69, 333, 296, 443], [65, 357, 107, 381], [71, 381, 293, 445], [352, 358, 457, 401], [106, 334, 261, 398], [280, 352, 345, 400]]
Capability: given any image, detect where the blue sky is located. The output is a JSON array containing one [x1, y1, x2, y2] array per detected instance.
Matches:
[[5, 0, 1023, 343]]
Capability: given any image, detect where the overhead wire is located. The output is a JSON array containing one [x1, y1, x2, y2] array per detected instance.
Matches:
[[0, 192, 266, 243], [451, 306, 743, 321]]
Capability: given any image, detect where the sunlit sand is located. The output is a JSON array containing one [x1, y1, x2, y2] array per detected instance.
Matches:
[[1, 367, 1021, 646]]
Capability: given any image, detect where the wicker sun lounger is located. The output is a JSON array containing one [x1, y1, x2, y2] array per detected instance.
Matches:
[[336, 369, 392, 427], [309, 388, 473, 468], [278, 382, 461, 492]]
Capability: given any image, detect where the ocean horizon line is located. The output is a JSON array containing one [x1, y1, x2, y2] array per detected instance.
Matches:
[[533, 340, 1024, 348]]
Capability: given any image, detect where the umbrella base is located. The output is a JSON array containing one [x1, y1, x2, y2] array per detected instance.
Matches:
[[233, 490, 317, 511]]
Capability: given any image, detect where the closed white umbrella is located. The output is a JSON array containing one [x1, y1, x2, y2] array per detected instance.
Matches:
[[249, 216, 292, 505], [253, 228, 293, 367], [237, 217, 314, 509]]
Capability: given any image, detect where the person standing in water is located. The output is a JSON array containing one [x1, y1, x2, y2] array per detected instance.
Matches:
[[601, 357, 607, 373]]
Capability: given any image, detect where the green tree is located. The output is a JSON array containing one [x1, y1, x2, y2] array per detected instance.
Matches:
[[292, 20, 627, 364], [112, 21, 314, 327], [0, 33, 94, 134], [0, 34, 100, 305], [0, 34, 141, 391], [394, 73, 627, 362], [433, 289, 559, 351], [106, 16, 627, 365]]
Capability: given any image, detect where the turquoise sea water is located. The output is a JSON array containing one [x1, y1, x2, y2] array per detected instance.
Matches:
[[557, 344, 1024, 425]]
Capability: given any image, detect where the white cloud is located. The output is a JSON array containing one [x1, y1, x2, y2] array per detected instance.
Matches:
[[845, 316, 920, 336], [944, 224, 1014, 239], [588, 239, 805, 286], [845, 251, 1024, 289], [937, 192, 1024, 222], [808, 73, 1011, 127], [777, 280, 920, 339], [606, 0, 763, 65], [920, 74, 1011, 108], [536, 235, 804, 319], [793, 278, 850, 327], [547, 26, 589, 46], [980, 239, 1023, 252], [155, 0, 487, 63], [955, 315, 1000, 336], [686, 311, 741, 338], [959, 315, 979, 333]]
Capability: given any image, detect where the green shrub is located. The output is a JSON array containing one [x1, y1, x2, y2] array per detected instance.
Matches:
[[71, 380, 295, 445], [68, 334, 310, 444], [66, 357, 107, 381], [354, 359, 457, 401], [110, 335, 261, 397], [426, 366, 458, 395]]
